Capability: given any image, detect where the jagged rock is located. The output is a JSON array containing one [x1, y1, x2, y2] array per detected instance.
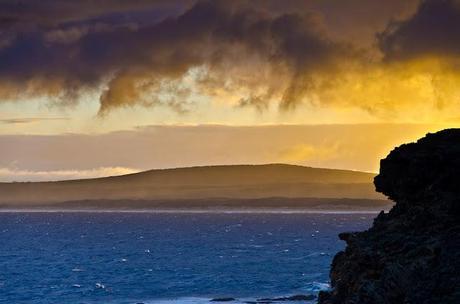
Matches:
[[318, 129, 460, 304]]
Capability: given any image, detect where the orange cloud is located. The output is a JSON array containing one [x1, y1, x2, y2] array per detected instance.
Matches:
[[278, 144, 338, 163]]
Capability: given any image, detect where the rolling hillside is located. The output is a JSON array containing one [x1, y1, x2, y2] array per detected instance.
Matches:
[[0, 164, 387, 208]]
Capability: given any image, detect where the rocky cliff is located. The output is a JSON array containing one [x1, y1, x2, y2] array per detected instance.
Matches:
[[318, 129, 460, 304]]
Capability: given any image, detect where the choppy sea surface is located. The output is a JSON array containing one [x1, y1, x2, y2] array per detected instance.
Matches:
[[0, 211, 375, 304]]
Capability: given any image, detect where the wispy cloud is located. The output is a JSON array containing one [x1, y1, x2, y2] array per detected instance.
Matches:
[[0, 117, 69, 124], [0, 167, 139, 182]]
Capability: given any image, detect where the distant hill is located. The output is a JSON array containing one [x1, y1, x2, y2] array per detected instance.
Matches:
[[0, 164, 387, 209]]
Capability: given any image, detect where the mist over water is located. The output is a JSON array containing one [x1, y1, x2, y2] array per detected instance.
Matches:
[[0, 212, 374, 304]]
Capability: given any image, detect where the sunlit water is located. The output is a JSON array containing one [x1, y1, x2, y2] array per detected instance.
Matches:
[[0, 212, 375, 304]]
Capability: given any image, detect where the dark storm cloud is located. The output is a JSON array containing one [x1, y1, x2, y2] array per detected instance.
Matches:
[[0, 0, 355, 113], [378, 0, 460, 61], [0, 0, 192, 28], [1, 0, 438, 116]]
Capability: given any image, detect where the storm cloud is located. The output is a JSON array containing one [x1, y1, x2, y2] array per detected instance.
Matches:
[[379, 0, 460, 61], [0, 0, 355, 114], [5, 0, 460, 120]]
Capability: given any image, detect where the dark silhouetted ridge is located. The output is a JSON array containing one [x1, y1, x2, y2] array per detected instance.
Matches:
[[319, 129, 460, 304]]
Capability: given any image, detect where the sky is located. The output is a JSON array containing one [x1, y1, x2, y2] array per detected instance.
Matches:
[[1, 0, 460, 181]]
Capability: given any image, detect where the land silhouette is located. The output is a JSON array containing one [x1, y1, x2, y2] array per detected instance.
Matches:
[[0, 164, 389, 211]]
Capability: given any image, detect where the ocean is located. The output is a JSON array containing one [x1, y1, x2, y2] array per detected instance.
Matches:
[[0, 211, 375, 304]]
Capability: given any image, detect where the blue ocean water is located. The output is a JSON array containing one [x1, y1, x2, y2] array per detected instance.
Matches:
[[0, 212, 375, 304]]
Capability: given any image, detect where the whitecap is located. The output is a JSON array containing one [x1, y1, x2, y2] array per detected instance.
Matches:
[[143, 298, 217, 304], [305, 281, 330, 292], [249, 245, 264, 248], [143, 297, 252, 304]]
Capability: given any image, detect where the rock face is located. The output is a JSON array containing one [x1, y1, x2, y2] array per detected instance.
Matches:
[[318, 129, 460, 304]]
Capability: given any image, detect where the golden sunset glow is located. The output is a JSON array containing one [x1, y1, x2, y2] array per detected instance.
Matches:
[[1, 0, 460, 181]]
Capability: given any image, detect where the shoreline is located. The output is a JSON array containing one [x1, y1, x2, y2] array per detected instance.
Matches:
[[0, 208, 384, 214]]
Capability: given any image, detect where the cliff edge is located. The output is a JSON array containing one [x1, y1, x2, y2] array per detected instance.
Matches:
[[319, 129, 460, 304]]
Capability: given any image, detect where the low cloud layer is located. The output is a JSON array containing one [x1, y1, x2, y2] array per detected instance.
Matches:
[[0, 166, 139, 182], [0, 124, 448, 181]]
